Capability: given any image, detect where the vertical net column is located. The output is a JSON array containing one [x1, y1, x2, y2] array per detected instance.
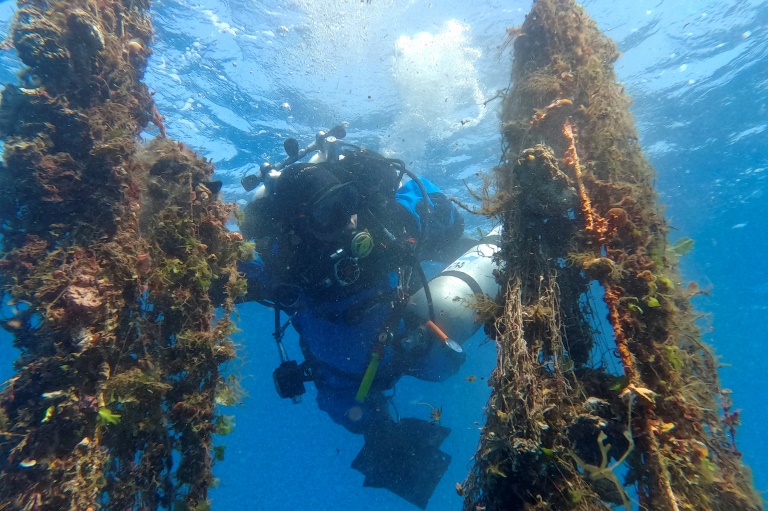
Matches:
[[462, 1, 763, 510], [0, 1, 249, 509]]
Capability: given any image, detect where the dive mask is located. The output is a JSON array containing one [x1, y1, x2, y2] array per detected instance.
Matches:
[[308, 182, 359, 236]]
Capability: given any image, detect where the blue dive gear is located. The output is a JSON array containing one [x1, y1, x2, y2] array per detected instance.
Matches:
[[238, 126, 471, 428]]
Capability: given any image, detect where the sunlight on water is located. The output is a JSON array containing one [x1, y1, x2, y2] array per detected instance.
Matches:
[[385, 19, 488, 159], [283, 1, 491, 160], [292, 0, 413, 70]]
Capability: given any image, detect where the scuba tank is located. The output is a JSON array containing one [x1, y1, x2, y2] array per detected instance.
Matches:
[[406, 226, 502, 347]]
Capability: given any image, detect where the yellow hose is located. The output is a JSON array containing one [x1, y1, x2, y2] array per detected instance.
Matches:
[[355, 352, 380, 403]]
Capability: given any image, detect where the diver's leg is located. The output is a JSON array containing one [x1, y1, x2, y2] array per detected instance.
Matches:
[[300, 335, 394, 434], [315, 381, 392, 435]]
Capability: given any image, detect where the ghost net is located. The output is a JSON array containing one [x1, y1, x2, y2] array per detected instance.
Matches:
[[461, 1, 764, 510]]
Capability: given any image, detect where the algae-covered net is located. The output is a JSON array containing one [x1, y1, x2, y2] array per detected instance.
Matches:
[[0, 1, 249, 510], [461, 1, 764, 510]]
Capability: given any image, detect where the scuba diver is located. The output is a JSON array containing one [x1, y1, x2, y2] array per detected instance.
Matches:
[[237, 126, 501, 509]]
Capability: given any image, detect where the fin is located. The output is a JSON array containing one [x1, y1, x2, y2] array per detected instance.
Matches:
[[203, 180, 223, 194], [351, 418, 451, 509]]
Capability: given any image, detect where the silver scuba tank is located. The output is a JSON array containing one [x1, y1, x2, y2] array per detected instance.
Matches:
[[406, 226, 502, 347]]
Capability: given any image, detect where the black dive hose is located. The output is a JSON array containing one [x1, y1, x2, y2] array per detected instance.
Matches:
[[352, 152, 439, 322], [362, 155, 437, 322], [273, 307, 291, 363], [352, 152, 434, 247], [373, 156, 433, 244], [364, 205, 437, 323], [386, 159, 437, 322], [412, 255, 436, 323]]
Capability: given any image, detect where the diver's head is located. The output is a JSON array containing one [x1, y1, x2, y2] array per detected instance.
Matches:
[[276, 163, 359, 241], [306, 182, 359, 241]]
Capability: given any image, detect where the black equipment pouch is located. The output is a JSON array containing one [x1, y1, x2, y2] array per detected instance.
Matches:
[[273, 360, 313, 400]]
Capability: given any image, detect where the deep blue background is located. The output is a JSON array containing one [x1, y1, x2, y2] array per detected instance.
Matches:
[[0, 0, 766, 509]]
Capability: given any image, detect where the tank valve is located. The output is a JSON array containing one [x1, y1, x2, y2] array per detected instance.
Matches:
[[425, 320, 463, 353]]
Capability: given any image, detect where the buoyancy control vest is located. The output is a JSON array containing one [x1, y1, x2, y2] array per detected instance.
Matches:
[[241, 134, 462, 299]]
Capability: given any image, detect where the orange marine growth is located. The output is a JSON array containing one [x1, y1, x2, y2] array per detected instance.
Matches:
[[561, 122, 607, 242], [530, 98, 573, 126], [603, 285, 638, 386]]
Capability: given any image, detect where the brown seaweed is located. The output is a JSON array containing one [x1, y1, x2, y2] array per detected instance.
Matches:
[[0, 1, 248, 510]]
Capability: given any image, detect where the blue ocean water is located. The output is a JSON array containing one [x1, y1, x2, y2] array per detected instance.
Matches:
[[0, 0, 766, 509]]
